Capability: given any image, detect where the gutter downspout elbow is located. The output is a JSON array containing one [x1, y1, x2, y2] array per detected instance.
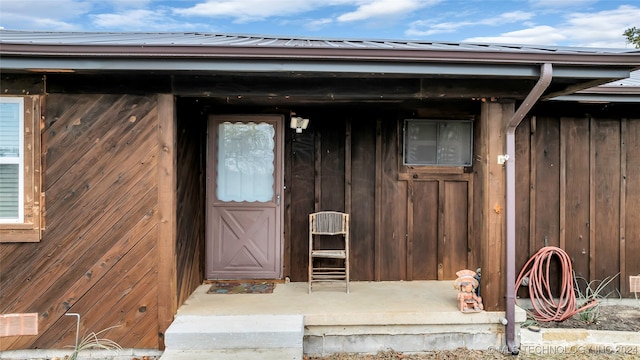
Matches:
[[505, 63, 553, 354]]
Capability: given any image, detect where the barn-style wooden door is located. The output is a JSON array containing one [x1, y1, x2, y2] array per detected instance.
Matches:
[[206, 115, 284, 279], [408, 176, 473, 281]]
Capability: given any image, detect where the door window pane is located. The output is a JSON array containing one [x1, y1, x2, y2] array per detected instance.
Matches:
[[217, 122, 275, 202]]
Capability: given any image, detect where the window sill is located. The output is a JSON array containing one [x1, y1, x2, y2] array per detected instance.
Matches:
[[0, 225, 42, 243]]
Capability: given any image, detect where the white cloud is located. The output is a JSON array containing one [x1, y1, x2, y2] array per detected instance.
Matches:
[[305, 18, 334, 31], [104, 0, 153, 9], [406, 10, 534, 37], [173, 0, 318, 23], [490, 11, 533, 25], [528, 0, 597, 9], [560, 5, 640, 47], [464, 25, 567, 45], [91, 8, 215, 32], [0, 0, 91, 30], [463, 5, 640, 48], [172, 0, 439, 25], [337, 0, 436, 22], [93, 9, 167, 30]]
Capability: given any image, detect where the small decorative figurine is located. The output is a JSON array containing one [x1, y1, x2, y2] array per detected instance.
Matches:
[[453, 269, 484, 313]]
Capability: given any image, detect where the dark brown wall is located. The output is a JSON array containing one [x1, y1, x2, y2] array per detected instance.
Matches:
[[284, 105, 478, 282], [515, 112, 640, 297], [282, 102, 639, 299], [1, 80, 637, 354], [175, 99, 206, 306], [0, 93, 160, 350]]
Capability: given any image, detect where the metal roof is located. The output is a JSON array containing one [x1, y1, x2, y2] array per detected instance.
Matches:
[[1, 30, 638, 64], [551, 70, 640, 102], [0, 29, 634, 54], [600, 69, 640, 87]]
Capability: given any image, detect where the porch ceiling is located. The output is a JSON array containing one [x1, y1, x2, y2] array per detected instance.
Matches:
[[30, 71, 628, 103]]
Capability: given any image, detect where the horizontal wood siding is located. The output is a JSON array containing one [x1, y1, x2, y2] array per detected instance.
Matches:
[[0, 94, 160, 350]]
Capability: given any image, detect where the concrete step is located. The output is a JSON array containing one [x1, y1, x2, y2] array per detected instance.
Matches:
[[161, 314, 304, 360], [161, 349, 303, 360]]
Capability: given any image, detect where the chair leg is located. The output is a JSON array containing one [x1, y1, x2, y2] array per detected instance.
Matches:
[[308, 256, 312, 293], [345, 258, 350, 294]]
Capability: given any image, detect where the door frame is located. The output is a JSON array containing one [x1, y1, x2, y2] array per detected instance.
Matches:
[[205, 114, 285, 279]]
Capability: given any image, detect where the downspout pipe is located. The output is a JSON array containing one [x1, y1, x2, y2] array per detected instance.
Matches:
[[505, 63, 553, 354]]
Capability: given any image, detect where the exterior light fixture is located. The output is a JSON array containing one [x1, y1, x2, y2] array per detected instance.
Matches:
[[290, 116, 309, 133]]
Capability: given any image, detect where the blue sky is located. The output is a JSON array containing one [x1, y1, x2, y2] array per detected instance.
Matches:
[[0, 0, 638, 48]]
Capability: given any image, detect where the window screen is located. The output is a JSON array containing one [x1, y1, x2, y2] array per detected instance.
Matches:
[[0, 97, 24, 222], [404, 119, 472, 166]]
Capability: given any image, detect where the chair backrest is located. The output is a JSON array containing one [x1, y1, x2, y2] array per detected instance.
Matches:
[[309, 211, 348, 235]]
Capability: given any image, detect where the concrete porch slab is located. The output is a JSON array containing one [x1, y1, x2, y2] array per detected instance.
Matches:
[[177, 281, 526, 324], [167, 281, 526, 356]]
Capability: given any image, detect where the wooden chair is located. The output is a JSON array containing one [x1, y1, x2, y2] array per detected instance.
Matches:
[[308, 211, 350, 293]]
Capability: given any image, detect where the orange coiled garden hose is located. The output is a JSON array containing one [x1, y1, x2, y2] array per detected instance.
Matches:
[[515, 246, 597, 322]]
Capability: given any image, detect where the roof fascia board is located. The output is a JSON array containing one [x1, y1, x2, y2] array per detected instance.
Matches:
[[1, 43, 639, 66], [577, 87, 640, 95], [550, 94, 640, 103], [1, 57, 539, 76], [553, 66, 632, 79], [0, 57, 631, 80]]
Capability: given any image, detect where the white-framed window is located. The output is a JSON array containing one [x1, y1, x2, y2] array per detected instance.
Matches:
[[0, 97, 24, 223], [0, 95, 42, 242], [403, 119, 473, 166]]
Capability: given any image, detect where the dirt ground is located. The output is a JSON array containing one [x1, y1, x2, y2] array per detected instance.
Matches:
[[307, 303, 640, 360], [533, 304, 640, 332], [306, 348, 639, 360]]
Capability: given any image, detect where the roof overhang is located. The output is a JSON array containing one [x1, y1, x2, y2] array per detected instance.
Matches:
[[1, 30, 638, 101], [0, 56, 633, 79], [550, 87, 640, 103]]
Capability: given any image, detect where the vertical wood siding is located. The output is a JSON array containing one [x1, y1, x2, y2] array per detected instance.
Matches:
[[350, 119, 376, 281], [625, 120, 640, 295], [0, 94, 160, 350], [515, 116, 640, 296], [285, 107, 476, 283]]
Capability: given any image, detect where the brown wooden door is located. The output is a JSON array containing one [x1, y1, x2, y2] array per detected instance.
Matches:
[[206, 115, 283, 279], [409, 176, 472, 280], [439, 180, 471, 280]]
